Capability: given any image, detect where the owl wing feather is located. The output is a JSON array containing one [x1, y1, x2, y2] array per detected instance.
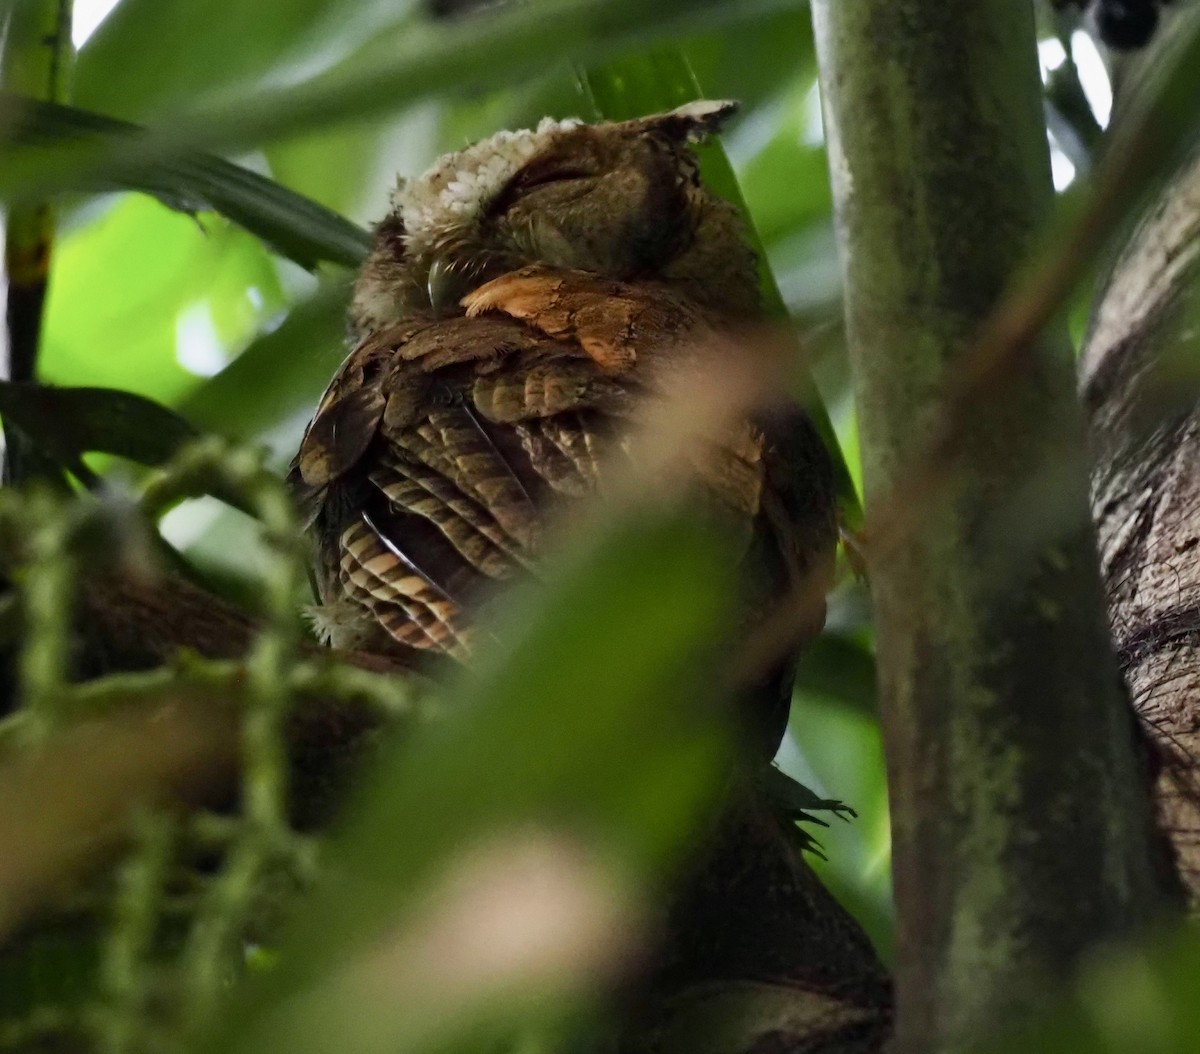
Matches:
[[290, 272, 640, 652], [462, 265, 705, 377], [459, 267, 838, 759], [290, 266, 833, 739]]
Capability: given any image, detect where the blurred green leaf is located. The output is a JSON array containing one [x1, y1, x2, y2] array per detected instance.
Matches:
[[179, 281, 350, 450], [581, 46, 863, 527], [734, 88, 831, 247], [784, 633, 892, 963], [0, 94, 371, 269], [263, 120, 398, 222], [74, 0, 418, 120], [40, 195, 285, 406], [981, 926, 1200, 1053], [0, 382, 199, 471], [204, 506, 738, 1054], [0, 0, 810, 200], [793, 632, 876, 715], [684, 7, 816, 112]]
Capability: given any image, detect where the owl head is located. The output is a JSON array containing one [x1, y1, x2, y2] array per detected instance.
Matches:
[[350, 100, 758, 336]]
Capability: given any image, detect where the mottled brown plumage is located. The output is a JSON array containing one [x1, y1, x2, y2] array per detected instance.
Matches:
[[289, 102, 836, 758]]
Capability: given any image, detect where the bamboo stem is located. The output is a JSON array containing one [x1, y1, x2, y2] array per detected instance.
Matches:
[[811, 2, 1172, 1049]]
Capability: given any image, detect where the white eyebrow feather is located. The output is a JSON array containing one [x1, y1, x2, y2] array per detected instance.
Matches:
[[395, 116, 582, 256]]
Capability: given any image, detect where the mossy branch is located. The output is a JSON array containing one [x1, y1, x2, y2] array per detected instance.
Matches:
[[0, 438, 424, 1050]]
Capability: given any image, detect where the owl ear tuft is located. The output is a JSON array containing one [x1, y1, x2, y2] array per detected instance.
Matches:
[[646, 99, 739, 143]]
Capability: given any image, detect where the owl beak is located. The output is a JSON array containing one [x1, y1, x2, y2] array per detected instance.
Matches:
[[426, 255, 467, 316]]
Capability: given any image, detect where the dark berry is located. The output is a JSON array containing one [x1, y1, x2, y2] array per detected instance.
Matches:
[[1096, 0, 1160, 49]]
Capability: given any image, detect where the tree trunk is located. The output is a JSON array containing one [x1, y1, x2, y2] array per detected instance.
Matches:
[[1083, 141, 1200, 907], [811, 2, 1171, 1051]]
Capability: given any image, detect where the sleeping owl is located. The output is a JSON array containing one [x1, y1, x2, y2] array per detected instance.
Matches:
[[288, 101, 836, 760]]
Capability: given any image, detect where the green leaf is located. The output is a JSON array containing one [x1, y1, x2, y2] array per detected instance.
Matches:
[[179, 281, 351, 449], [0, 94, 371, 269], [785, 630, 892, 962], [681, 7, 817, 117], [0, 0, 810, 202], [734, 90, 832, 247], [203, 505, 738, 1054], [263, 120, 397, 222], [73, 0, 376, 120], [40, 195, 285, 408], [0, 382, 200, 471], [580, 47, 863, 527]]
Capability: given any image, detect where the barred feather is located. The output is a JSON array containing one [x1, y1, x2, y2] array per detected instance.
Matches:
[[290, 264, 836, 762]]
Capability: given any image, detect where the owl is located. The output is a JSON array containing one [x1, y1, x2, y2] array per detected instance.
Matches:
[[289, 101, 836, 760]]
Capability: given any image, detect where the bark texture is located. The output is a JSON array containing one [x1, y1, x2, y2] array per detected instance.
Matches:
[[1083, 146, 1200, 906], [811, 2, 1169, 1051]]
